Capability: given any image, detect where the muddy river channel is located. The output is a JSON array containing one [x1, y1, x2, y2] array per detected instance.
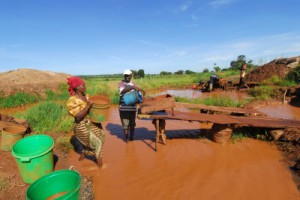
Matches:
[[1, 89, 300, 199], [70, 90, 300, 200]]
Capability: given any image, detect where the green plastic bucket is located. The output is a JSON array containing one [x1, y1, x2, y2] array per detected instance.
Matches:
[[12, 134, 54, 184], [1, 126, 26, 151], [26, 170, 81, 200]]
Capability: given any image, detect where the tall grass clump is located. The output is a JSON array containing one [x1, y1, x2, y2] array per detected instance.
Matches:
[[250, 86, 280, 100], [175, 95, 248, 108], [286, 64, 300, 84], [84, 78, 120, 104], [0, 177, 9, 192], [111, 90, 120, 104], [46, 83, 69, 101], [24, 101, 70, 133], [56, 136, 73, 153], [0, 92, 39, 108], [57, 116, 74, 132], [231, 132, 247, 143], [260, 75, 296, 87], [200, 96, 246, 107], [135, 74, 205, 90]]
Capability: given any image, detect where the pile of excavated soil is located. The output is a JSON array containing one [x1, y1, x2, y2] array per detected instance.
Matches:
[[246, 56, 300, 83], [0, 68, 71, 96]]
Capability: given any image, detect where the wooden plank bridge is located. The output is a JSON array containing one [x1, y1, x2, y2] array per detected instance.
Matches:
[[138, 97, 300, 151]]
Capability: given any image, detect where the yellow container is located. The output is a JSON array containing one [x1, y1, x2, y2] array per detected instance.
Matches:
[[88, 95, 110, 123], [1, 126, 26, 151]]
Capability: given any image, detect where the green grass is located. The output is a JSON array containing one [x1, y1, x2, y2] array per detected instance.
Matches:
[[175, 95, 249, 108], [0, 177, 9, 192], [261, 75, 297, 87], [249, 86, 280, 100], [45, 84, 69, 101], [56, 136, 73, 153], [0, 92, 39, 108], [231, 132, 247, 143], [21, 101, 72, 133]]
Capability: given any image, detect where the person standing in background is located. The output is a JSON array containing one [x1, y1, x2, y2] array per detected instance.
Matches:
[[239, 63, 248, 88], [209, 72, 219, 92]]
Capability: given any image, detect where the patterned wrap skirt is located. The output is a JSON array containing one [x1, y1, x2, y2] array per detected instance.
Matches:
[[73, 118, 105, 159]]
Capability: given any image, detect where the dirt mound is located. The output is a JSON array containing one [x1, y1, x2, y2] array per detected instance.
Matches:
[[245, 56, 300, 83], [0, 68, 71, 96]]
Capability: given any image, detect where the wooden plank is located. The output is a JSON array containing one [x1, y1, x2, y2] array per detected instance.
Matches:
[[138, 110, 300, 129], [140, 94, 175, 114], [175, 102, 265, 116]]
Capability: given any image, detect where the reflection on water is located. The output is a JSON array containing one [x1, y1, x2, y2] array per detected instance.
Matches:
[[258, 103, 300, 120]]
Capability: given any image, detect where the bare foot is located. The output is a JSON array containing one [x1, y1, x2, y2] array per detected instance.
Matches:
[[96, 158, 103, 168], [129, 134, 134, 141], [78, 153, 85, 161]]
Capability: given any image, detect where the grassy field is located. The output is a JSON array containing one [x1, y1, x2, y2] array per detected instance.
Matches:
[[0, 69, 297, 135]]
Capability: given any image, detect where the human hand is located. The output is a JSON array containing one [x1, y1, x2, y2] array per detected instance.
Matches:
[[87, 100, 94, 108], [132, 86, 141, 91]]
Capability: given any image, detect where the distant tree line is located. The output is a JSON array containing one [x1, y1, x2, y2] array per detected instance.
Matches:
[[131, 69, 145, 78], [158, 55, 257, 75], [82, 55, 257, 79]]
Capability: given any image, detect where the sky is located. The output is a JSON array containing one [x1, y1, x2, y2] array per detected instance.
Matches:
[[1, 0, 300, 75]]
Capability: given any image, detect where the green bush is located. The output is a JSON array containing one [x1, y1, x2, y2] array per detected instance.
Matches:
[[286, 65, 300, 83]]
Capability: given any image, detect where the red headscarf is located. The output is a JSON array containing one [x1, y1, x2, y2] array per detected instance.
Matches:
[[67, 76, 85, 95]]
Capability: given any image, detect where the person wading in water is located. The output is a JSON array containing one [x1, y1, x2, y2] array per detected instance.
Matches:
[[66, 76, 105, 167], [118, 70, 143, 142]]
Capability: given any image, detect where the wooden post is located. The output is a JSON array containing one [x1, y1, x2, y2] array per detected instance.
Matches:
[[155, 119, 160, 151], [282, 89, 287, 103]]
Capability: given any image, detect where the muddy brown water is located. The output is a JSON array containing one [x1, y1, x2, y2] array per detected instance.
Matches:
[[68, 105, 300, 200], [257, 102, 300, 120]]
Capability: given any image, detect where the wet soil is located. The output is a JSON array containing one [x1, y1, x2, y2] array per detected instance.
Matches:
[[1, 103, 300, 199]]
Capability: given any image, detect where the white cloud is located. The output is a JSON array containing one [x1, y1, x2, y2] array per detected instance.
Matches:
[[209, 0, 237, 9], [180, 1, 192, 12], [191, 14, 198, 21]]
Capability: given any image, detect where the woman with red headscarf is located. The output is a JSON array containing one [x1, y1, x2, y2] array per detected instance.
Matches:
[[66, 76, 105, 167]]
